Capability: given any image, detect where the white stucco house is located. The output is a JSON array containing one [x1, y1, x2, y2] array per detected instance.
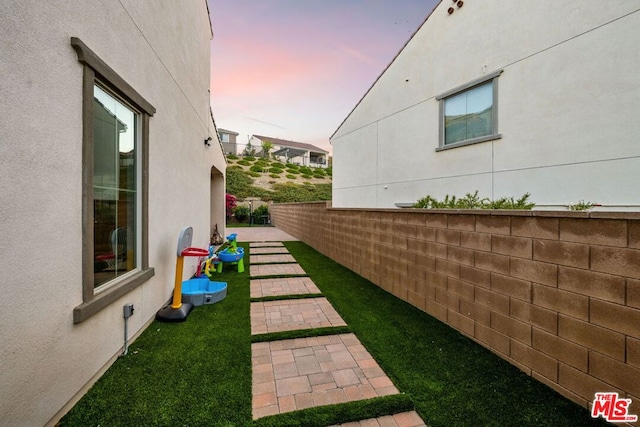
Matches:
[[250, 135, 329, 168], [331, 0, 640, 210], [0, 1, 226, 425]]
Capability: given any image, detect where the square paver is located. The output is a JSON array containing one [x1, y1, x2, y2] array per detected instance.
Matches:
[[250, 263, 307, 278], [328, 411, 427, 427], [251, 334, 400, 419], [251, 297, 346, 335], [250, 242, 284, 248], [250, 254, 297, 264], [251, 247, 290, 255], [251, 277, 321, 298]]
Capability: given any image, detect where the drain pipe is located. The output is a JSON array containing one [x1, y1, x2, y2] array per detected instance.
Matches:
[[122, 304, 135, 356]]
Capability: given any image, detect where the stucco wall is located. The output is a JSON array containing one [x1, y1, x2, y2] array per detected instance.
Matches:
[[0, 1, 225, 425], [271, 203, 640, 419], [331, 0, 640, 209]]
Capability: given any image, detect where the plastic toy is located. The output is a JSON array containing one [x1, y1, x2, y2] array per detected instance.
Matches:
[[156, 227, 209, 322]]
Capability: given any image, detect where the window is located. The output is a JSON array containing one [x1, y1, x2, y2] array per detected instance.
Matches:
[[219, 133, 230, 143], [93, 85, 138, 289], [71, 37, 155, 323], [436, 70, 502, 150]]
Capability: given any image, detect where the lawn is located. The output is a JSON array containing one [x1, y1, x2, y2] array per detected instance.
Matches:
[[60, 241, 609, 426]]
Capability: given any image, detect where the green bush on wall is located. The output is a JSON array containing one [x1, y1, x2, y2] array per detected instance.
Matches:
[[413, 191, 535, 210], [249, 165, 265, 173]]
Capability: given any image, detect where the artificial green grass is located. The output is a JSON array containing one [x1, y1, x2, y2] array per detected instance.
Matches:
[[60, 243, 253, 426], [284, 241, 609, 427], [60, 240, 610, 426]]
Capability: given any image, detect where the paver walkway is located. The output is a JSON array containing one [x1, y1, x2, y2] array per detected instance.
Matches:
[[251, 298, 347, 334], [245, 233, 426, 426], [328, 411, 426, 427], [250, 263, 307, 278], [252, 334, 399, 419], [250, 247, 290, 254], [251, 277, 321, 298], [250, 254, 297, 264]]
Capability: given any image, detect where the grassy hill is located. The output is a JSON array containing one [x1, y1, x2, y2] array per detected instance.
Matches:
[[226, 155, 332, 203]]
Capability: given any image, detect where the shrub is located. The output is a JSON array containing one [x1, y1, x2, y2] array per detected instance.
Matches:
[[270, 162, 285, 168], [299, 166, 313, 175], [243, 156, 256, 161], [313, 174, 325, 179], [268, 168, 283, 175], [568, 200, 596, 211], [249, 165, 266, 173], [227, 165, 243, 170], [301, 174, 313, 179], [286, 163, 299, 169], [226, 168, 270, 200], [325, 167, 332, 177], [413, 191, 534, 210], [270, 183, 332, 203], [225, 194, 237, 219], [237, 160, 252, 166], [234, 205, 249, 222], [286, 168, 300, 174], [269, 174, 280, 179], [286, 174, 297, 179], [312, 168, 326, 176], [226, 154, 238, 160], [254, 204, 269, 217]]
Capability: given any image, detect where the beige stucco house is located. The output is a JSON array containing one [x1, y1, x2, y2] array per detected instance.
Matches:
[[331, 0, 640, 210], [250, 135, 329, 168], [0, 1, 226, 425]]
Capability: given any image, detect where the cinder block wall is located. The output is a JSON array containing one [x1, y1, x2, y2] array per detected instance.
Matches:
[[270, 202, 640, 414]]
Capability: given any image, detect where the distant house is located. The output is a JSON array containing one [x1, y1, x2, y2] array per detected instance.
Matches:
[[218, 128, 240, 155], [0, 1, 226, 425], [250, 135, 329, 168], [331, 1, 640, 210]]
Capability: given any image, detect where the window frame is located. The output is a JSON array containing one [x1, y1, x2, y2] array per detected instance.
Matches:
[[71, 37, 155, 323], [436, 69, 503, 151]]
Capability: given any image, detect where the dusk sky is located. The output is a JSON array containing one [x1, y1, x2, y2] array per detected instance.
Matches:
[[207, 0, 440, 152]]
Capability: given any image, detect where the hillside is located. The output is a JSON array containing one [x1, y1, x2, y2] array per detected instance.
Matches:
[[226, 155, 332, 202]]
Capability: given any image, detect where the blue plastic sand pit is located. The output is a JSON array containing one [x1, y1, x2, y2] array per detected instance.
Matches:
[[181, 277, 227, 306]]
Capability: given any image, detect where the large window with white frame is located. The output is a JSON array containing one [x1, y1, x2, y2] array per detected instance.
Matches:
[[72, 37, 155, 323], [436, 70, 503, 150]]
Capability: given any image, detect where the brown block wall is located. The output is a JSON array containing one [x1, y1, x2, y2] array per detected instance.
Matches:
[[271, 202, 640, 417]]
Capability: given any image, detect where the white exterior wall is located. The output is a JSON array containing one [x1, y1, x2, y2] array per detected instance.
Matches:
[[331, 0, 640, 209], [0, 1, 226, 425]]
